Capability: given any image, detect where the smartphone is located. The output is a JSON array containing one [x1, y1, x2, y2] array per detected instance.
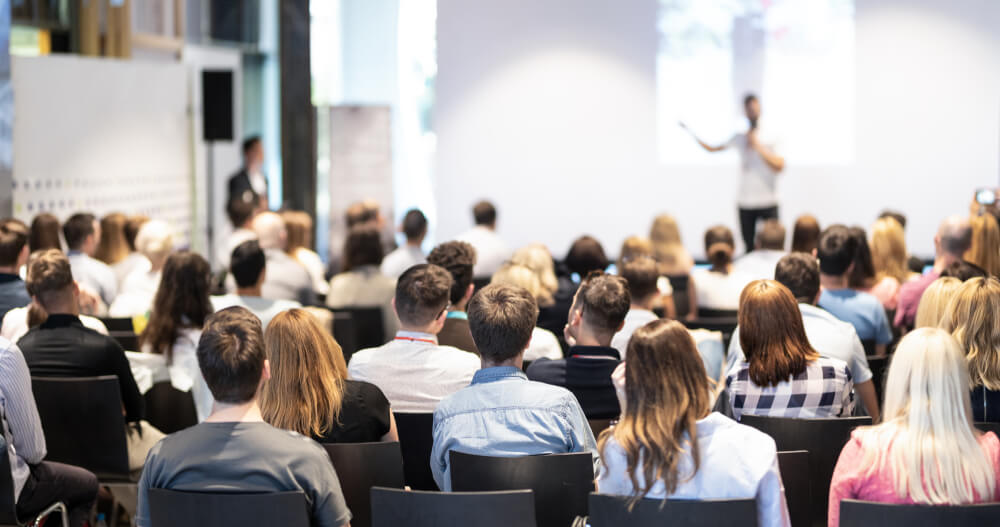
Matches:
[[976, 188, 996, 206]]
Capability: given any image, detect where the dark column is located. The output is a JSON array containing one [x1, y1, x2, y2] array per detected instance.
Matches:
[[279, 0, 315, 217], [0, 2, 10, 217]]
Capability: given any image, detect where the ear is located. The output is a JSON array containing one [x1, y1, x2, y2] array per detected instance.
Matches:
[[811, 248, 818, 258], [391, 297, 399, 318], [569, 307, 583, 327], [616, 319, 625, 333], [436, 306, 448, 324], [463, 283, 475, 302], [262, 359, 272, 381]]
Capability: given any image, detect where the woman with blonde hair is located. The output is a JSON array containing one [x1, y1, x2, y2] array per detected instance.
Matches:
[[109, 220, 174, 317], [965, 213, 1000, 277], [867, 217, 913, 311], [941, 277, 1000, 422], [491, 262, 563, 360], [650, 215, 697, 320], [828, 328, 1000, 526], [913, 276, 962, 329], [597, 319, 788, 527], [281, 210, 329, 295], [261, 308, 398, 443], [511, 243, 558, 306]]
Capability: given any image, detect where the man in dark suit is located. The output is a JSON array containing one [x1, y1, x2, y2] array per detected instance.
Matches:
[[228, 136, 267, 209]]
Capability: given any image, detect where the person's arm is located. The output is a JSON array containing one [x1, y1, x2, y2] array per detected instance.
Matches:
[[686, 278, 699, 321], [756, 456, 791, 527], [748, 131, 785, 172], [429, 411, 450, 490], [110, 343, 145, 422], [855, 380, 880, 424], [562, 395, 600, 476], [0, 344, 47, 464], [381, 410, 399, 442], [680, 122, 728, 152]]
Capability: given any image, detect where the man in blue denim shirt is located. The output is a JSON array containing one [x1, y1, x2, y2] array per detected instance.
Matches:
[[431, 284, 598, 491]]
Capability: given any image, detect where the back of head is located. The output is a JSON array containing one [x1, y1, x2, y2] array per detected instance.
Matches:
[[395, 264, 453, 326], [345, 200, 380, 228], [95, 213, 129, 264], [242, 135, 261, 160], [703, 225, 734, 269], [226, 196, 257, 229], [574, 272, 631, 337], [198, 307, 266, 404], [427, 241, 477, 305], [25, 249, 75, 314], [774, 253, 820, 303], [143, 251, 213, 360], [790, 215, 820, 253], [230, 240, 266, 288], [467, 283, 538, 363], [472, 200, 497, 227], [135, 220, 175, 264], [618, 236, 653, 268], [281, 210, 314, 252], [738, 280, 818, 386], [565, 236, 608, 276], [965, 214, 1000, 277], [938, 215, 973, 258], [879, 210, 907, 230], [870, 217, 908, 283], [62, 213, 96, 251], [817, 225, 857, 276], [620, 257, 660, 303], [342, 225, 384, 271], [123, 215, 149, 252], [510, 243, 558, 297], [253, 211, 286, 250], [941, 277, 1000, 390], [29, 213, 62, 253], [847, 226, 876, 288], [914, 277, 962, 329], [649, 214, 686, 268], [401, 209, 428, 241], [0, 218, 29, 268], [756, 220, 786, 251], [260, 309, 347, 437], [940, 260, 988, 282], [491, 262, 549, 306]]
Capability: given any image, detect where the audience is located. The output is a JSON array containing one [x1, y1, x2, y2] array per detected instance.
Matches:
[[733, 219, 787, 280], [28, 213, 61, 253], [95, 212, 131, 284], [109, 220, 174, 317], [527, 271, 628, 419], [941, 277, 1000, 423], [347, 264, 480, 413], [610, 257, 661, 358], [726, 280, 854, 420], [846, 226, 877, 290], [282, 210, 330, 296], [427, 241, 479, 354], [543, 235, 607, 344], [895, 215, 971, 329], [511, 243, 560, 308], [63, 212, 118, 306], [868, 216, 912, 311], [135, 307, 352, 527], [490, 262, 563, 361], [212, 241, 301, 329], [326, 225, 398, 337], [616, 236, 675, 319], [649, 214, 697, 319], [217, 197, 258, 270], [879, 210, 926, 274], [941, 259, 989, 281], [828, 328, 1000, 527], [691, 225, 745, 312], [261, 309, 397, 443], [457, 200, 511, 279], [431, 283, 597, 491], [816, 225, 893, 355], [253, 211, 317, 306], [597, 320, 789, 527], [790, 214, 820, 253], [0, 218, 31, 321], [381, 208, 428, 278], [122, 214, 151, 279], [913, 276, 962, 329], [965, 212, 1000, 277]]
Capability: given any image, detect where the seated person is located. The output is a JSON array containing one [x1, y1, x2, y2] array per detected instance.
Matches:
[[894, 215, 971, 329], [941, 277, 1000, 422], [732, 220, 787, 281], [727, 280, 854, 420], [217, 197, 258, 270], [63, 212, 119, 307], [426, 241, 479, 354], [135, 307, 352, 527], [381, 209, 428, 278], [456, 200, 511, 280], [0, 218, 31, 321], [490, 262, 563, 361], [598, 320, 789, 527], [691, 225, 747, 313], [611, 257, 661, 358], [347, 264, 480, 413], [527, 272, 629, 419], [431, 284, 597, 490], [327, 225, 399, 337], [109, 220, 174, 317], [253, 212, 317, 306], [212, 241, 301, 329]]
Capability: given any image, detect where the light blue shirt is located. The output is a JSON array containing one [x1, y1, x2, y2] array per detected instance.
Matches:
[[67, 250, 118, 306], [431, 366, 599, 491], [818, 288, 892, 344], [597, 412, 790, 527]]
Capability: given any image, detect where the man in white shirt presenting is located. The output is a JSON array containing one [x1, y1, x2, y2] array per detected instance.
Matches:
[[682, 93, 785, 253]]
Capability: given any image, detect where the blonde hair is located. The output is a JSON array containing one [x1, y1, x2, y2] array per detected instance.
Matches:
[[914, 277, 962, 329], [134, 220, 175, 267], [855, 328, 995, 504], [870, 217, 909, 283], [618, 236, 653, 270], [95, 213, 130, 265], [282, 210, 314, 253], [260, 309, 348, 438], [511, 243, 558, 298], [965, 214, 1000, 277], [941, 277, 1000, 390], [491, 262, 551, 307], [649, 214, 691, 272]]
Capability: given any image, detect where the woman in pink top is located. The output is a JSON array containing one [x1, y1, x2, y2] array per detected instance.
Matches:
[[828, 328, 1000, 526]]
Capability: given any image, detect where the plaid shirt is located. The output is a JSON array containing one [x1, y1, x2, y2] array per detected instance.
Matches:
[[726, 356, 854, 421]]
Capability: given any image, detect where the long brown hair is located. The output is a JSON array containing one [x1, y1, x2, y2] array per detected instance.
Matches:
[[260, 309, 348, 438], [28, 213, 61, 253], [281, 210, 314, 253], [95, 212, 129, 265], [598, 320, 712, 505], [140, 252, 213, 363], [738, 280, 819, 386]]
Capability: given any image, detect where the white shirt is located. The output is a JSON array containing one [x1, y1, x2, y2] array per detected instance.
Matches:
[[292, 248, 330, 295], [128, 328, 213, 422], [726, 303, 873, 384], [691, 268, 748, 311], [108, 269, 162, 318], [457, 226, 511, 278], [249, 169, 267, 196], [611, 309, 660, 359], [728, 129, 780, 208], [525, 327, 563, 361], [216, 228, 258, 270], [67, 251, 118, 306], [112, 252, 151, 289], [380, 245, 427, 278], [347, 331, 481, 413], [0, 307, 108, 343], [210, 294, 301, 329], [732, 250, 787, 281], [598, 412, 790, 527]]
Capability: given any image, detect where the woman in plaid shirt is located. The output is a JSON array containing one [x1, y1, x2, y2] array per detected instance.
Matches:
[[727, 280, 854, 420]]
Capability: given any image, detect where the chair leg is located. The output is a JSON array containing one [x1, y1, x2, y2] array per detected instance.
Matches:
[[28, 501, 69, 527]]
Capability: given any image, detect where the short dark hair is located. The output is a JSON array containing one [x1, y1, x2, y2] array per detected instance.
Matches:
[[395, 264, 453, 326], [343, 225, 384, 271], [472, 201, 497, 226], [427, 241, 477, 305], [743, 93, 758, 106], [401, 209, 428, 240], [242, 136, 261, 157], [704, 225, 735, 267], [197, 306, 265, 404], [941, 260, 989, 282], [574, 272, 630, 335], [345, 201, 380, 228], [230, 240, 266, 288], [226, 196, 256, 228], [620, 257, 659, 301], [879, 210, 906, 229], [468, 284, 538, 363], [565, 236, 608, 276], [775, 253, 820, 303], [0, 218, 29, 267], [756, 220, 785, 250], [62, 213, 96, 250], [817, 225, 857, 276]]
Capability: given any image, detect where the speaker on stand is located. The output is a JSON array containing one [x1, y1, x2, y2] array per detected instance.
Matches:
[[200, 70, 234, 264]]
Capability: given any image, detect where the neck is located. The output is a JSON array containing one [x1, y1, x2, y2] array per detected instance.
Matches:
[[398, 324, 437, 335], [0, 265, 17, 274], [820, 273, 849, 290], [632, 297, 656, 312], [204, 399, 264, 423], [574, 326, 610, 347], [406, 239, 423, 248], [44, 304, 79, 317], [934, 253, 960, 273], [711, 263, 731, 273], [236, 286, 262, 297], [482, 356, 523, 370]]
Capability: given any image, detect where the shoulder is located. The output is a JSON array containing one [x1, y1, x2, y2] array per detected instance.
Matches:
[[345, 379, 388, 401], [437, 345, 481, 366], [814, 356, 852, 379], [526, 358, 564, 376], [531, 327, 560, 345]]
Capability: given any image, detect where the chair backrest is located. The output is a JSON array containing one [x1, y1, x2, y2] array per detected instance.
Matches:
[[143, 381, 199, 435], [392, 413, 438, 490], [0, 435, 20, 526], [99, 317, 134, 333], [839, 499, 1000, 527], [776, 450, 810, 527], [148, 488, 309, 527], [30, 376, 130, 479], [865, 355, 889, 404], [449, 451, 594, 527], [695, 308, 738, 319], [332, 307, 385, 361], [331, 311, 359, 361], [587, 493, 758, 527], [323, 442, 405, 527], [740, 415, 871, 527], [975, 422, 1000, 437], [110, 332, 139, 352], [370, 487, 536, 527]]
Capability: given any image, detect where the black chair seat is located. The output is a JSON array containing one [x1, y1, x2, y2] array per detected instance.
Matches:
[[588, 492, 758, 527], [148, 489, 309, 527], [370, 487, 536, 527], [99, 317, 135, 333], [839, 499, 1000, 526], [392, 413, 438, 490], [777, 450, 810, 527], [323, 442, 405, 527], [143, 382, 198, 435]]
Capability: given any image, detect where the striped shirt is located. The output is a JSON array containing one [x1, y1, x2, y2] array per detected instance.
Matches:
[[0, 337, 47, 499], [726, 356, 854, 421]]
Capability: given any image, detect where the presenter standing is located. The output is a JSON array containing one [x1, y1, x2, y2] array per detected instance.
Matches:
[[682, 94, 785, 253]]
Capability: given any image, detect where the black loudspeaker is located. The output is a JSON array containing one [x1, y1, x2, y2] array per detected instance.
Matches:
[[201, 70, 234, 141]]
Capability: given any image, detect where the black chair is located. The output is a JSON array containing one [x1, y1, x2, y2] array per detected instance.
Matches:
[[449, 451, 594, 527], [588, 418, 614, 439], [143, 382, 198, 434], [777, 450, 810, 527], [330, 307, 385, 362], [109, 333, 139, 352], [472, 277, 492, 294], [838, 499, 1000, 526], [331, 311, 359, 361], [0, 435, 69, 527], [323, 442, 405, 527], [860, 339, 877, 356], [588, 493, 758, 527], [370, 487, 536, 527], [696, 308, 738, 319], [975, 422, 1000, 437], [147, 489, 309, 527], [740, 415, 871, 527], [99, 317, 134, 333], [865, 355, 889, 404], [392, 413, 438, 490]]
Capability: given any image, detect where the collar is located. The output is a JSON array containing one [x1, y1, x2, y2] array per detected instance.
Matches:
[[446, 311, 468, 320], [39, 314, 84, 329], [66, 250, 83, 257], [0, 273, 21, 284], [471, 366, 527, 385], [567, 345, 621, 360], [394, 331, 438, 345]]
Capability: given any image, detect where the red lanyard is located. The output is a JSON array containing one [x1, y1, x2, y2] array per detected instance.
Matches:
[[395, 336, 436, 345]]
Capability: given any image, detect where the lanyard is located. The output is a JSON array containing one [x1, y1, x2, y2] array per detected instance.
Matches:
[[395, 336, 436, 345]]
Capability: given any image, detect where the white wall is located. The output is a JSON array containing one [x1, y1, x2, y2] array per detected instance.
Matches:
[[435, 0, 1000, 258]]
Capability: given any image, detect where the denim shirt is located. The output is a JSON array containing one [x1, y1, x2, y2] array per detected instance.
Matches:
[[431, 366, 599, 491]]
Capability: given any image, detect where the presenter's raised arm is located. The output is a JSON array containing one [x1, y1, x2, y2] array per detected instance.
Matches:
[[679, 121, 727, 153]]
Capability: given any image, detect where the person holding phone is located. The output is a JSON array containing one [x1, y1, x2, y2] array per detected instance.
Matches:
[[681, 94, 785, 253]]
